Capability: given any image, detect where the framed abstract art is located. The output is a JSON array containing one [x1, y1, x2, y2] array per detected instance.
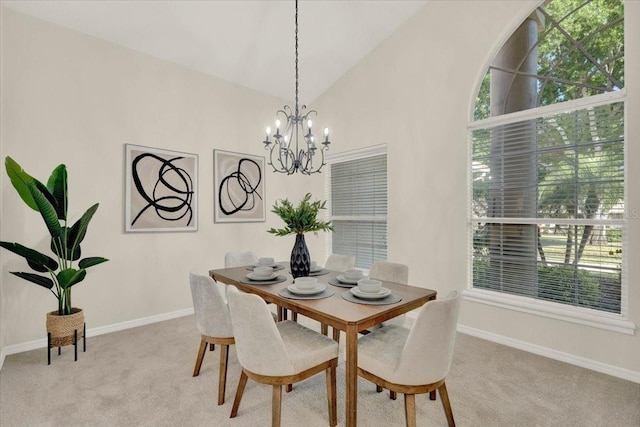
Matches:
[[213, 149, 265, 223], [125, 144, 198, 232]]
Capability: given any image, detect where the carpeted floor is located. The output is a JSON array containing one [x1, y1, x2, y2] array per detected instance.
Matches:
[[1, 314, 638, 426]]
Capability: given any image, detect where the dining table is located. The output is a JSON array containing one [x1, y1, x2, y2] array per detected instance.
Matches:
[[209, 264, 437, 427]]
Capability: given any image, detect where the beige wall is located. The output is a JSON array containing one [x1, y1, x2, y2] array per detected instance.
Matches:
[[313, 0, 639, 379], [2, 0, 639, 380], [0, 8, 324, 353]]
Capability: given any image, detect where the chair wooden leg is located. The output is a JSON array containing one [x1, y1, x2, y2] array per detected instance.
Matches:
[[217, 344, 229, 405], [193, 338, 207, 377], [438, 382, 456, 427], [292, 312, 298, 322], [230, 371, 248, 418], [332, 328, 340, 343], [390, 391, 397, 400], [286, 384, 293, 392], [326, 361, 337, 427], [430, 390, 437, 400], [404, 394, 417, 427], [210, 343, 215, 351], [376, 385, 383, 393], [272, 384, 282, 427], [321, 323, 328, 336]]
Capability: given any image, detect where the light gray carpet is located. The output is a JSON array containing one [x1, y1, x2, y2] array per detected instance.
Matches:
[[1, 314, 639, 426]]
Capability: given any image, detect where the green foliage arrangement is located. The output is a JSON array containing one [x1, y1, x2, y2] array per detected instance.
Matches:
[[267, 193, 333, 236], [0, 157, 108, 315]]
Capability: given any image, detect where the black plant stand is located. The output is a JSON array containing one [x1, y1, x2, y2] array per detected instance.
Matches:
[[47, 323, 86, 365]]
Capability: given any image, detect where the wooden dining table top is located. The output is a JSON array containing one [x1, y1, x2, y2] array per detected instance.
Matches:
[[209, 265, 437, 332]]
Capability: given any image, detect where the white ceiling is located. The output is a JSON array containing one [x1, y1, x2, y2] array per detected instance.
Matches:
[[2, 0, 428, 103]]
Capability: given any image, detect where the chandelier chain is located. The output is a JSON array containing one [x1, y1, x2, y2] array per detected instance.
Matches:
[[261, 0, 331, 175], [295, 0, 299, 114]]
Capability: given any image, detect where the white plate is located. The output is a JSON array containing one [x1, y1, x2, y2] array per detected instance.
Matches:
[[253, 263, 280, 269], [247, 272, 278, 281], [288, 284, 326, 295], [349, 287, 391, 300], [310, 266, 322, 273], [337, 274, 360, 285]]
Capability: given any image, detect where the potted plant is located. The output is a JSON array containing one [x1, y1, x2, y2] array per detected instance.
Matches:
[[0, 156, 108, 356], [268, 193, 333, 278]]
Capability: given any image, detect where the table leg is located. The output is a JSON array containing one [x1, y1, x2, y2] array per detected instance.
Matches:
[[345, 324, 358, 427]]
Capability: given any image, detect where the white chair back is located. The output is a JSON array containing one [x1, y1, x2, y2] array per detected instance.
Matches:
[[325, 254, 356, 271], [227, 286, 295, 376], [394, 291, 461, 385], [369, 261, 409, 284], [225, 251, 258, 267], [189, 271, 233, 338]]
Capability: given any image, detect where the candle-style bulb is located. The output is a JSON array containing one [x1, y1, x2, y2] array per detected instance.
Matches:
[[324, 127, 329, 136], [266, 126, 271, 135], [307, 119, 313, 129], [275, 119, 281, 129]]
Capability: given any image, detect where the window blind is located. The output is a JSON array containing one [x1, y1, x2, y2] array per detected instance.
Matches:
[[472, 102, 624, 314], [330, 154, 387, 269]]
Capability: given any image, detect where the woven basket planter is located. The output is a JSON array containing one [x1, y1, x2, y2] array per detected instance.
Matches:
[[46, 307, 84, 347]]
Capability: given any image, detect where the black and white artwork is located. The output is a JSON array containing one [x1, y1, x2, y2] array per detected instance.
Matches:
[[125, 144, 198, 232], [213, 150, 265, 223]]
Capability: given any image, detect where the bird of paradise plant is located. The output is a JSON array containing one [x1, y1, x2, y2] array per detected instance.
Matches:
[[0, 157, 108, 315]]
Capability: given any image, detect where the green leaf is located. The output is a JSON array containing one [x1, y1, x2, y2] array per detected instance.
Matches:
[[50, 227, 81, 261], [28, 181, 62, 239], [0, 241, 58, 272], [57, 268, 86, 289], [47, 164, 67, 220], [68, 203, 99, 249], [10, 272, 54, 289], [79, 257, 109, 269], [269, 193, 333, 236], [4, 156, 39, 211]]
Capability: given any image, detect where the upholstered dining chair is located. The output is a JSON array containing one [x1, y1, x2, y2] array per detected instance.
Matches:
[[227, 286, 339, 427], [368, 261, 410, 399], [189, 271, 235, 406], [325, 253, 356, 272], [369, 261, 409, 327], [357, 291, 461, 427]]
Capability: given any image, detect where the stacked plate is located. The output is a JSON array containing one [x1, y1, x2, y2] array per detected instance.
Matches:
[[335, 275, 359, 285], [349, 287, 392, 300], [288, 277, 325, 295], [247, 266, 278, 281], [288, 283, 326, 295]]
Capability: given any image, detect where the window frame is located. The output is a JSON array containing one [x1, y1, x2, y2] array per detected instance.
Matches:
[[467, 89, 634, 335], [325, 144, 388, 269]]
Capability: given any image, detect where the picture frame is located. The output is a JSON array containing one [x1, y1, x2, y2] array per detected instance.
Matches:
[[213, 149, 266, 223], [125, 144, 198, 232]]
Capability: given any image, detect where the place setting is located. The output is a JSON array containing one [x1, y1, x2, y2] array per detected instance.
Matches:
[[328, 268, 363, 287], [278, 277, 335, 300], [245, 257, 285, 272], [240, 264, 287, 285], [341, 278, 402, 305]]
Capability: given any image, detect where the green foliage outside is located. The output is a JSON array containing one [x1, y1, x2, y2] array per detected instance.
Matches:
[[471, 0, 625, 313]]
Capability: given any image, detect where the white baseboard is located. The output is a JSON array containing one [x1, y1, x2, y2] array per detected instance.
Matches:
[[0, 308, 194, 370], [457, 324, 640, 384]]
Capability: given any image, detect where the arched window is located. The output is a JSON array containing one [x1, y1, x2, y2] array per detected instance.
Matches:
[[470, 0, 625, 316]]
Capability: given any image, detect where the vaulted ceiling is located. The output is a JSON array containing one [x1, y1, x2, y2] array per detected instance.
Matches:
[[2, 0, 428, 103]]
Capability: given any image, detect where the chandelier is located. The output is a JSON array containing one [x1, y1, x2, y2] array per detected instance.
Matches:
[[262, 0, 331, 175]]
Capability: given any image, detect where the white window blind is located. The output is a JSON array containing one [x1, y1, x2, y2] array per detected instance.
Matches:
[[471, 101, 625, 314], [330, 153, 387, 269]]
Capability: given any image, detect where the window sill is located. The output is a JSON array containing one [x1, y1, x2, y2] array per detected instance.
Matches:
[[462, 288, 636, 335]]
